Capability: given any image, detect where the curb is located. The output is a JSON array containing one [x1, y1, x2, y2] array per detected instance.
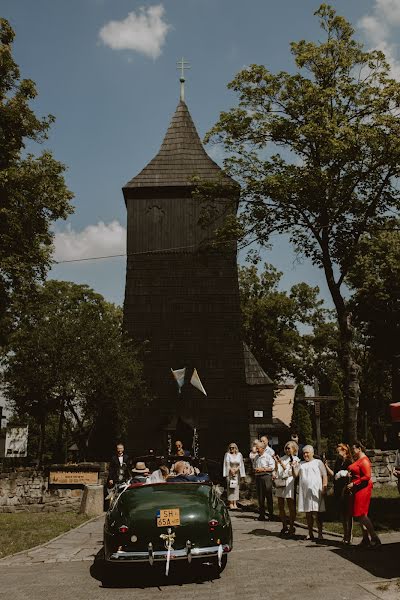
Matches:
[[0, 513, 104, 563]]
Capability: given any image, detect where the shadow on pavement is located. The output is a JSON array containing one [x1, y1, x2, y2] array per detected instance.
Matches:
[[90, 549, 225, 588], [245, 528, 285, 539], [245, 528, 345, 548], [304, 538, 344, 549], [331, 542, 400, 579]]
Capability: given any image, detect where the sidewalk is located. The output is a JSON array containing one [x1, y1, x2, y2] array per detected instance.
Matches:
[[0, 515, 104, 566]]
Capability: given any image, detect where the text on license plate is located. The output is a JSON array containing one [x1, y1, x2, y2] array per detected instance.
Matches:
[[156, 508, 180, 527]]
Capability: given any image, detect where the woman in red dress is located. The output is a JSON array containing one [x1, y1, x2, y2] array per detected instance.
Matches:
[[347, 441, 381, 548]]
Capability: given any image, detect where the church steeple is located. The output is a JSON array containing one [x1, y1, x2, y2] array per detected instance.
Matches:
[[123, 101, 225, 193]]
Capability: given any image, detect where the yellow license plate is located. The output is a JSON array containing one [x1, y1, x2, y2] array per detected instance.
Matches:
[[157, 508, 180, 527]]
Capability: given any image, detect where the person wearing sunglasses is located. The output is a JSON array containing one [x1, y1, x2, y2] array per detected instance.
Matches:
[[274, 441, 300, 536], [223, 442, 245, 509]]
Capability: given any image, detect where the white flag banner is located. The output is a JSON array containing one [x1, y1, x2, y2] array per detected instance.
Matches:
[[5, 426, 29, 457], [190, 368, 207, 396], [171, 367, 186, 393]]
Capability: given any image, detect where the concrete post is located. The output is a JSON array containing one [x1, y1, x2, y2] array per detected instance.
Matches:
[[79, 484, 104, 517]]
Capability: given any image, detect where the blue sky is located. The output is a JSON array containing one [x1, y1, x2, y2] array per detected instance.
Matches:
[[2, 0, 399, 306]]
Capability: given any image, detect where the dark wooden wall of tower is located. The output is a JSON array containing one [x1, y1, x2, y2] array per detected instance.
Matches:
[[121, 99, 276, 458], [123, 191, 249, 458]]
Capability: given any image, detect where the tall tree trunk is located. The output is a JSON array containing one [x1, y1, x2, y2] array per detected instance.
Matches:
[[321, 248, 360, 443], [340, 323, 360, 443], [38, 413, 46, 468], [56, 398, 65, 463]]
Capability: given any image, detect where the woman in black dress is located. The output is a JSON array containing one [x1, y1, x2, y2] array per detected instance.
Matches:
[[325, 443, 353, 544]]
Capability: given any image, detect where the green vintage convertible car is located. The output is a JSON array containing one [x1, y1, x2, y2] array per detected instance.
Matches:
[[104, 480, 232, 576]]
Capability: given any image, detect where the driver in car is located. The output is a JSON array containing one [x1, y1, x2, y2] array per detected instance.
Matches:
[[168, 461, 209, 482]]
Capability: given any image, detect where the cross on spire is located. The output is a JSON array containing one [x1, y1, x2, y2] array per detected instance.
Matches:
[[177, 57, 190, 102]]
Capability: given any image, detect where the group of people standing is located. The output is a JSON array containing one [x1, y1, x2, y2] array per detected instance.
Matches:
[[108, 436, 383, 548], [223, 436, 382, 547]]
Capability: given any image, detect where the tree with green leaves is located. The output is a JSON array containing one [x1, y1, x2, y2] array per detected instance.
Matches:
[[0, 19, 73, 343], [239, 261, 337, 383], [291, 384, 313, 446], [3, 281, 148, 464], [348, 222, 400, 404], [204, 4, 400, 441], [344, 223, 400, 444]]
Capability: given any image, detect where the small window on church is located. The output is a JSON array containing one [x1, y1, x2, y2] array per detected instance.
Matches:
[[147, 205, 165, 223]]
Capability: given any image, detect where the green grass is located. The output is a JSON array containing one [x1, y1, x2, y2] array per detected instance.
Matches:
[[294, 486, 400, 535], [0, 512, 89, 559]]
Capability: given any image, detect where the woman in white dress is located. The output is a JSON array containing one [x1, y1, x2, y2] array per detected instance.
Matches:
[[273, 441, 300, 537], [223, 442, 246, 509], [293, 445, 328, 540]]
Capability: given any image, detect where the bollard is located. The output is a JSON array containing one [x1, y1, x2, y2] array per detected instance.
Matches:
[[79, 484, 104, 517]]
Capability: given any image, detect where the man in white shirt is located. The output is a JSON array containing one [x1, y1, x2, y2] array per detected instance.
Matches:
[[254, 441, 275, 521], [260, 435, 275, 457], [107, 442, 130, 488]]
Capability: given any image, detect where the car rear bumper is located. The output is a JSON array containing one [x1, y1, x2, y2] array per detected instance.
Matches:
[[108, 544, 231, 563]]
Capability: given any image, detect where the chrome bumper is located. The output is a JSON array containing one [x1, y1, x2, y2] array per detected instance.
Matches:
[[109, 544, 231, 562]]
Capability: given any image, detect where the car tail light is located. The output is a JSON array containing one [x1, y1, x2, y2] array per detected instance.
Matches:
[[208, 519, 218, 531], [119, 525, 128, 534]]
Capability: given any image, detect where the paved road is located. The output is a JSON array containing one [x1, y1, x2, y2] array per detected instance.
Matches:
[[0, 512, 399, 600]]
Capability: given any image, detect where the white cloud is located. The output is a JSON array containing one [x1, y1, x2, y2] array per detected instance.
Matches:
[[207, 143, 225, 167], [53, 221, 126, 263], [359, 0, 400, 79], [359, 14, 388, 46], [376, 0, 400, 24], [98, 4, 170, 59]]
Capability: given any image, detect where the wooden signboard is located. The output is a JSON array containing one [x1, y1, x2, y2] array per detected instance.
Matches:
[[49, 471, 99, 485]]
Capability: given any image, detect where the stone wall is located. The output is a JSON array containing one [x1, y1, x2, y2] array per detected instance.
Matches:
[[0, 466, 106, 513], [367, 449, 398, 487]]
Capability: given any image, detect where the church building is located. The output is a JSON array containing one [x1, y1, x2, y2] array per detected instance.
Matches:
[[122, 71, 275, 458]]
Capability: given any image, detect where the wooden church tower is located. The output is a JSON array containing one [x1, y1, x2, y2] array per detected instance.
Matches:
[[123, 69, 273, 457]]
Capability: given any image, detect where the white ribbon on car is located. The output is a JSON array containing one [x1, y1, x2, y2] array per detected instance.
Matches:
[[159, 528, 176, 576], [109, 482, 129, 509], [217, 543, 223, 568], [165, 540, 172, 576]]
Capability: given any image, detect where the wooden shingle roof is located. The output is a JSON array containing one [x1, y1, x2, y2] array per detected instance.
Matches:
[[124, 101, 232, 190], [243, 343, 273, 386]]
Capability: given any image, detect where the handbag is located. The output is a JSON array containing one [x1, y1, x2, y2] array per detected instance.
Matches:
[[273, 477, 286, 488], [229, 477, 238, 488], [274, 460, 290, 487]]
